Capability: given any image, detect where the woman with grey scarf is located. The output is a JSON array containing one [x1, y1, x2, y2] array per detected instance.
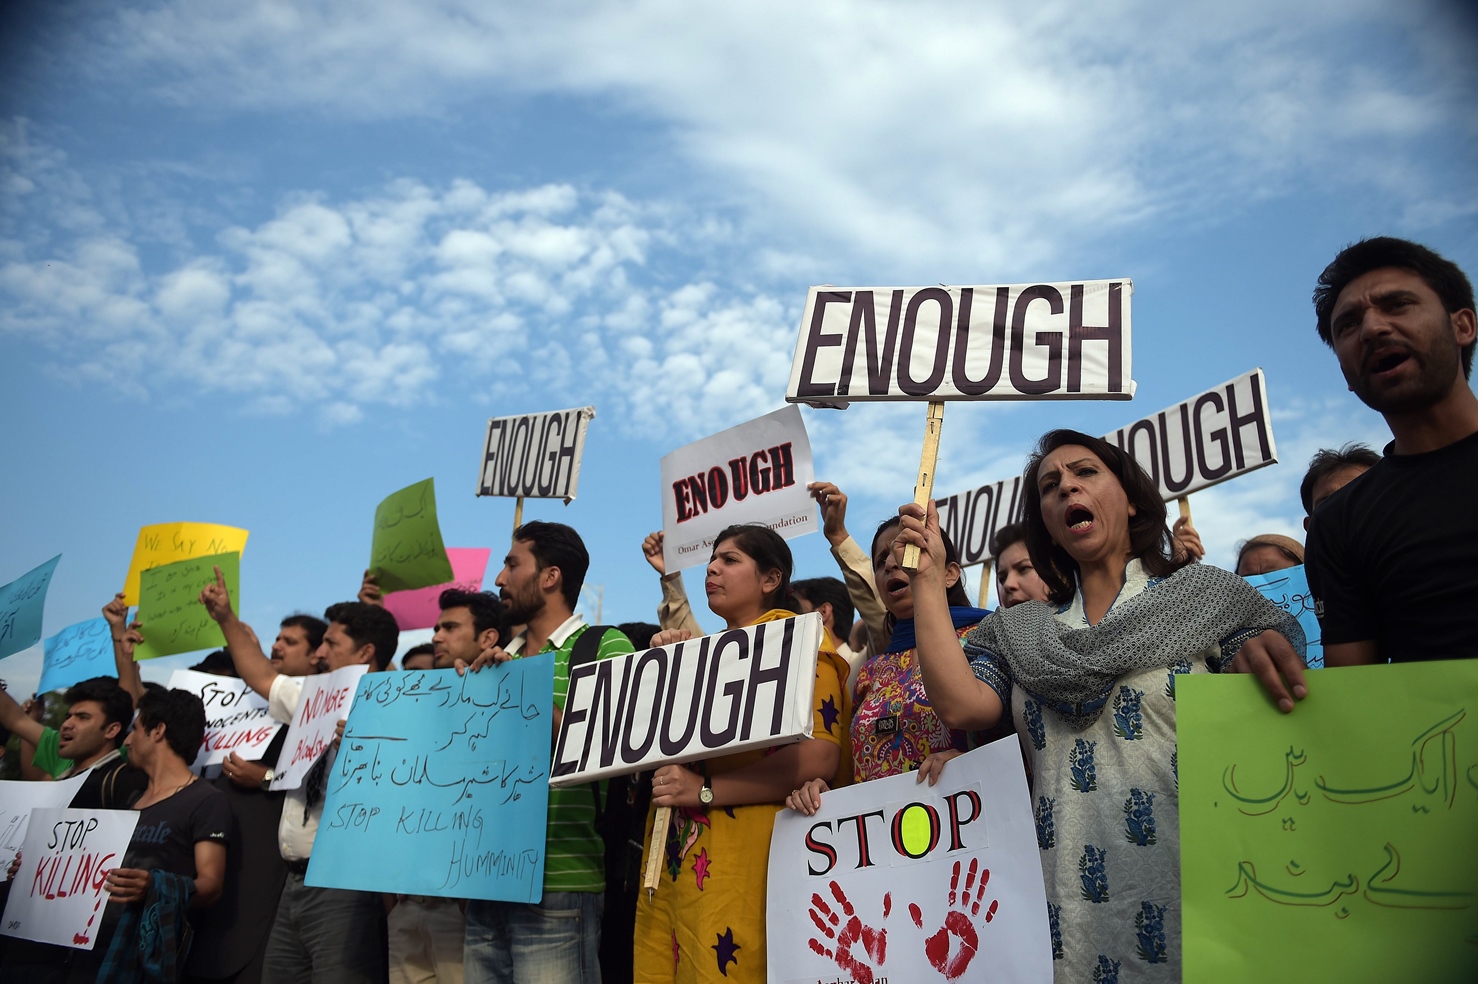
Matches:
[[896, 429, 1305, 983]]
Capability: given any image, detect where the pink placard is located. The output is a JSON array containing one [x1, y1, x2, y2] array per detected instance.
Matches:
[[382, 547, 492, 630]]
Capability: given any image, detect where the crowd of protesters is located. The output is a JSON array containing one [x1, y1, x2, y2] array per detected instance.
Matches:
[[0, 235, 1473, 984]]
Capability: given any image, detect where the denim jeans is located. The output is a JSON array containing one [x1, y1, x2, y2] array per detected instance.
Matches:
[[262, 871, 386, 984], [464, 892, 603, 984]]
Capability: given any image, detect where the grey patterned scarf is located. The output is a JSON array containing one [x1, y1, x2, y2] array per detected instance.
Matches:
[[962, 562, 1305, 727]]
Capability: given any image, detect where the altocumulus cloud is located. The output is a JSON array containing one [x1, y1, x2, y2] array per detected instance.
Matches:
[[0, 122, 796, 434]]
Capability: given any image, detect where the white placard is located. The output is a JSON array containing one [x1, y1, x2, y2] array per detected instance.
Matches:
[[1104, 367, 1276, 500], [1, 807, 140, 950], [270, 664, 368, 791], [936, 474, 1030, 568], [550, 614, 822, 787], [787, 281, 1134, 406], [767, 739, 1052, 984], [659, 406, 817, 574], [476, 405, 595, 502], [0, 775, 88, 880], [168, 668, 281, 769]]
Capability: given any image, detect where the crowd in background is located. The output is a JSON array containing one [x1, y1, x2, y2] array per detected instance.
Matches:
[[0, 234, 1474, 984]]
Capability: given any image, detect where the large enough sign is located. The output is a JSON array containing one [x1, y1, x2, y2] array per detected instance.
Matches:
[[786, 281, 1134, 406], [1104, 368, 1276, 500], [476, 405, 595, 502], [659, 406, 817, 574], [767, 739, 1052, 984], [936, 475, 1029, 568], [549, 614, 823, 787]]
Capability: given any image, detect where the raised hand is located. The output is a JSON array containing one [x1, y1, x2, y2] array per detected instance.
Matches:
[[807, 880, 889, 984], [808, 482, 851, 547], [641, 532, 666, 575], [199, 566, 235, 623], [101, 592, 130, 631], [358, 570, 383, 606], [908, 857, 997, 981], [1171, 516, 1205, 562]]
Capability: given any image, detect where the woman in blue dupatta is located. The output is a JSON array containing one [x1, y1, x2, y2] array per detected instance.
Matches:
[[898, 429, 1305, 983]]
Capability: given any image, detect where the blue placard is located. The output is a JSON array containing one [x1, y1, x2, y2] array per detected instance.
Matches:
[[0, 556, 61, 660], [39, 618, 114, 693], [1243, 564, 1323, 669], [306, 656, 555, 902]]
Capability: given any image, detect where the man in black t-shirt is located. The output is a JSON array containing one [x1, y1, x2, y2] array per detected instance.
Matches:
[[1302, 237, 1478, 665]]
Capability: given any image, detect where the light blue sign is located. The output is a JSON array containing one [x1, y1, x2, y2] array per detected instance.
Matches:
[[306, 655, 555, 902], [1243, 564, 1323, 669], [0, 556, 61, 660], [39, 618, 114, 693]]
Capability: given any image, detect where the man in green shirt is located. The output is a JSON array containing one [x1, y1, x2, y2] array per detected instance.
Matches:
[[0, 676, 146, 808], [457, 521, 632, 984]]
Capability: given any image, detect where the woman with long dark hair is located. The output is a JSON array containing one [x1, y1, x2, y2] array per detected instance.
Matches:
[[633, 524, 851, 984], [897, 429, 1303, 981]]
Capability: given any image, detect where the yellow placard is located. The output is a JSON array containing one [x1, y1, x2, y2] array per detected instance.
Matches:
[[122, 522, 250, 605]]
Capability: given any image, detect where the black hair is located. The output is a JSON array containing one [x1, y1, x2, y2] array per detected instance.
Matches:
[[617, 622, 659, 651], [791, 577, 855, 641], [869, 516, 972, 608], [136, 688, 207, 764], [515, 521, 590, 608], [190, 650, 239, 677], [64, 677, 134, 742], [989, 522, 1028, 561], [1299, 443, 1381, 514], [280, 613, 328, 652], [438, 588, 504, 638], [1022, 429, 1189, 606], [1314, 237, 1475, 379], [323, 601, 400, 672], [400, 643, 435, 668], [712, 524, 795, 611]]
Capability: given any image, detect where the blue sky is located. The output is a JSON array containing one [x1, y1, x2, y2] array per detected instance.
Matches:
[[2, 0, 1476, 697]]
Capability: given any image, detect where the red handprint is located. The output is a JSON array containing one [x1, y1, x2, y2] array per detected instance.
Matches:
[[907, 857, 998, 981], [807, 880, 890, 984]]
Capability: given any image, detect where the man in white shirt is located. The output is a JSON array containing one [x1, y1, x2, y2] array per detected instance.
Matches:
[[201, 567, 399, 984]]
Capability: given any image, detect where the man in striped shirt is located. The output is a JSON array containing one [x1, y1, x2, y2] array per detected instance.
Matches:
[[457, 521, 633, 984]]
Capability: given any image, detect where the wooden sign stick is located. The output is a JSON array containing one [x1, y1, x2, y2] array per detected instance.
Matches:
[[901, 401, 947, 573], [513, 496, 525, 534], [643, 806, 671, 900], [1177, 496, 1191, 525], [977, 559, 994, 608]]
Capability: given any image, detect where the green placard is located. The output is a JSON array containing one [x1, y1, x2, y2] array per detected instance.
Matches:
[[134, 551, 241, 660], [370, 478, 455, 594], [1179, 662, 1478, 983]]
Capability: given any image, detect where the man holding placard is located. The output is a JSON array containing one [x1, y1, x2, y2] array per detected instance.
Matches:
[[200, 570, 399, 984], [456, 522, 633, 984]]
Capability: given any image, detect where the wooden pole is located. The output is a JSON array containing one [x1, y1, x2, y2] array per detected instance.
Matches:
[[643, 806, 671, 900], [1177, 496, 1191, 524], [901, 401, 947, 573], [977, 559, 993, 609], [513, 496, 525, 534]]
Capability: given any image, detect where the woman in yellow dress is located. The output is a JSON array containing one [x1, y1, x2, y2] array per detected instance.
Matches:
[[633, 523, 851, 984]]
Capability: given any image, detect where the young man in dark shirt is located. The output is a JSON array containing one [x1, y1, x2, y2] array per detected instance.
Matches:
[[1303, 237, 1478, 665]]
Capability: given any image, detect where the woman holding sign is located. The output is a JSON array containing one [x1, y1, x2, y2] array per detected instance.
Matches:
[[633, 524, 851, 984], [899, 430, 1304, 982]]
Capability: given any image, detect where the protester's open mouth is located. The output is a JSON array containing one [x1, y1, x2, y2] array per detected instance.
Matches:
[[1065, 504, 1095, 532], [886, 576, 909, 595], [1367, 349, 1411, 377]]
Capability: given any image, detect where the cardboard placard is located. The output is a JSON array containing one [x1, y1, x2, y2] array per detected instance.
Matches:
[[39, 619, 113, 694], [382, 547, 492, 632], [767, 739, 1053, 983], [168, 668, 281, 769], [787, 281, 1134, 406], [133, 552, 240, 661], [371, 478, 455, 594], [659, 405, 817, 573], [122, 523, 248, 606], [550, 614, 822, 787], [306, 658, 555, 902], [0, 807, 140, 950], [0, 775, 88, 880], [476, 405, 595, 501], [0, 555, 61, 661], [271, 664, 369, 791]]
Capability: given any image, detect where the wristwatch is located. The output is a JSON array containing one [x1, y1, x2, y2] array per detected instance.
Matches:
[[260, 768, 276, 792], [698, 780, 714, 806]]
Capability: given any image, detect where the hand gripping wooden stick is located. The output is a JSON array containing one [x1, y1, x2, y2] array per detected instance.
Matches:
[[643, 805, 671, 901], [1177, 496, 1191, 524], [901, 401, 946, 573]]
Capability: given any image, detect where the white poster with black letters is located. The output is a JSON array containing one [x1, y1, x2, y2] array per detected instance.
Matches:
[[659, 406, 817, 574], [549, 614, 822, 787], [0, 775, 88, 881], [767, 739, 1052, 984], [787, 281, 1134, 406], [476, 405, 595, 502], [169, 668, 281, 770]]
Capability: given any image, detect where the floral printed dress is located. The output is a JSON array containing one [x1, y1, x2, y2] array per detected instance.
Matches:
[[851, 626, 979, 782], [966, 560, 1232, 983], [632, 610, 852, 984]]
